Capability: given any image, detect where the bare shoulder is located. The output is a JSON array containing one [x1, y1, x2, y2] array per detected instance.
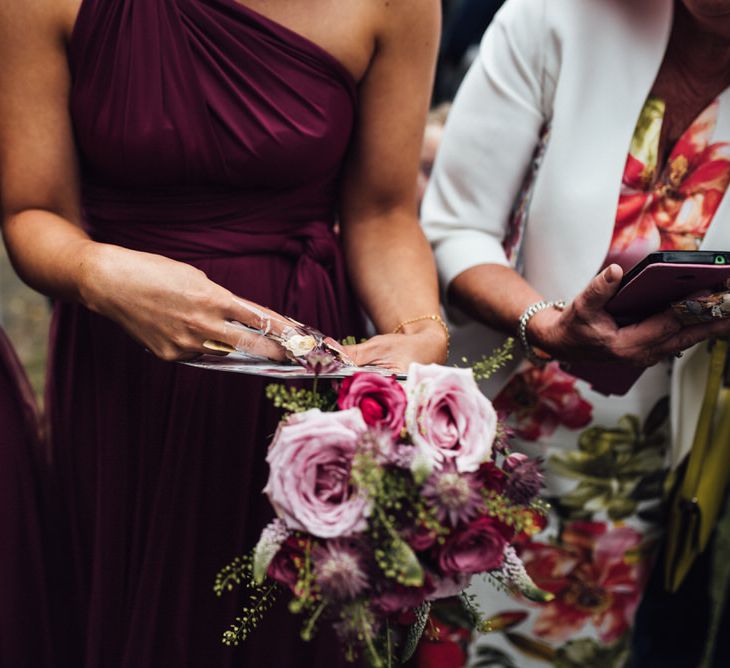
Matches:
[[0, 0, 77, 44], [372, 0, 440, 44]]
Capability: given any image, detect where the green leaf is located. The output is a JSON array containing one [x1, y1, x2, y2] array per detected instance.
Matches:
[[472, 645, 520, 668], [504, 631, 556, 661], [401, 602, 431, 663], [390, 538, 424, 587]]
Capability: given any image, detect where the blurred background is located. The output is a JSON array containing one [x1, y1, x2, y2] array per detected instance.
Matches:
[[0, 245, 50, 399]]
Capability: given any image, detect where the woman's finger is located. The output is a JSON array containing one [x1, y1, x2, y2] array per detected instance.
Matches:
[[574, 264, 624, 315]]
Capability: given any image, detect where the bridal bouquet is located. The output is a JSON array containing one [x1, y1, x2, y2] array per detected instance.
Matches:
[[216, 358, 549, 666]]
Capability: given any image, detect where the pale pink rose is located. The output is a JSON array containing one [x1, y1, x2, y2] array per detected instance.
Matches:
[[405, 364, 497, 474], [263, 408, 371, 538]]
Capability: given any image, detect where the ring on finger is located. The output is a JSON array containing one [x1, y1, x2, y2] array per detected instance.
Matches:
[[202, 339, 236, 354]]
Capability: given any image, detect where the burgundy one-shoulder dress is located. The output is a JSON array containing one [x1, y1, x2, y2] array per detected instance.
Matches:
[[48, 0, 363, 665], [0, 328, 54, 667]]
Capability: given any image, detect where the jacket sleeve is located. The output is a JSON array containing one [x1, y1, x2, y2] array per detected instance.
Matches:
[[421, 0, 554, 292]]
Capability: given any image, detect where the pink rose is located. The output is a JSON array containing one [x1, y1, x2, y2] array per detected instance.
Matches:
[[405, 364, 497, 474], [338, 373, 407, 439], [263, 408, 371, 538], [427, 573, 472, 601], [372, 581, 434, 615], [436, 516, 507, 576]]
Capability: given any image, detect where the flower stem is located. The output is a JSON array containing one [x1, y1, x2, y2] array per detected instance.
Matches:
[[301, 601, 327, 642]]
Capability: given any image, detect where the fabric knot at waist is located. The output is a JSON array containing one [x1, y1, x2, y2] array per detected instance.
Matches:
[[80, 183, 341, 266]]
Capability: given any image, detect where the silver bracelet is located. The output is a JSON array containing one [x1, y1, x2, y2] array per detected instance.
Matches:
[[517, 300, 566, 366]]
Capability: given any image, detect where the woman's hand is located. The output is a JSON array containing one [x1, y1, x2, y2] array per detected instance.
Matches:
[[78, 242, 288, 362], [530, 263, 730, 367], [344, 322, 448, 372]]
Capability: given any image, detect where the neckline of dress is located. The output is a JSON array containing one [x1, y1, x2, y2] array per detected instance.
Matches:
[[203, 0, 358, 88], [68, 0, 358, 91]]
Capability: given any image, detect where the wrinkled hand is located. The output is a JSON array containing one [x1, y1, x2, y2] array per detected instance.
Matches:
[[531, 264, 730, 367], [344, 328, 448, 373], [79, 243, 288, 362]]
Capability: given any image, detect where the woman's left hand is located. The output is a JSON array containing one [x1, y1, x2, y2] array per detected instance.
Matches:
[[344, 328, 447, 372]]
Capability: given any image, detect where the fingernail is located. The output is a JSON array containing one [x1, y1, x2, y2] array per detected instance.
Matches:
[[604, 264, 620, 284]]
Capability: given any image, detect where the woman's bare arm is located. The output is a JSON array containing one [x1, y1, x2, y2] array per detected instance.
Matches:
[[340, 0, 446, 368], [0, 0, 287, 361]]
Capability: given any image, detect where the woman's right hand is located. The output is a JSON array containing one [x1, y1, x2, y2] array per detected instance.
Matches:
[[529, 263, 730, 367], [78, 242, 288, 362]]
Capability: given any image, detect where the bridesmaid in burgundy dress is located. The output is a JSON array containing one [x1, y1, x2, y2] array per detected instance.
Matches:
[[0, 328, 54, 666], [0, 0, 445, 665]]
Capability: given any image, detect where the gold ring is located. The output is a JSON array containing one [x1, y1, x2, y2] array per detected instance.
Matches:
[[202, 339, 236, 353]]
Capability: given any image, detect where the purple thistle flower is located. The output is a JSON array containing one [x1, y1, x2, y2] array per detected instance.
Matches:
[[421, 468, 483, 527], [299, 350, 344, 376], [493, 413, 514, 454], [504, 457, 544, 504], [313, 541, 369, 601]]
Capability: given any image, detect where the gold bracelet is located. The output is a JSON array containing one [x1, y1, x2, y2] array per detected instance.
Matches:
[[392, 314, 450, 354]]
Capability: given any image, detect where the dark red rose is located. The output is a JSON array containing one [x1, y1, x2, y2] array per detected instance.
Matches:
[[477, 461, 507, 493], [436, 516, 507, 576], [371, 581, 434, 615], [267, 536, 308, 593], [404, 521, 439, 552], [337, 373, 407, 438]]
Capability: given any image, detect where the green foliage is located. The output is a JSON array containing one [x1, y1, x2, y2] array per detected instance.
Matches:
[[265, 382, 336, 413], [548, 397, 669, 521], [401, 602, 431, 662], [214, 555, 280, 647], [462, 338, 515, 382], [352, 454, 448, 587], [338, 602, 384, 667], [482, 492, 547, 535], [472, 645, 520, 668]]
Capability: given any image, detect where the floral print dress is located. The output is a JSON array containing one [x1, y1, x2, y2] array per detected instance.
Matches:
[[467, 96, 730, 668]]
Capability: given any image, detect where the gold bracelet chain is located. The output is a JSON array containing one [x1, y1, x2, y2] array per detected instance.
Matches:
[[392, 314, 450, 356]]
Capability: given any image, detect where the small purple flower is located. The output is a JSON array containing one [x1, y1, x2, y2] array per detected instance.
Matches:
[[504, 457, 544, 504], [421, 467, 483, 526], [493, 413, 514, 454], [313, 540, 369, 600], [299, 350, 344, 375], [358, 429, 397, 463]]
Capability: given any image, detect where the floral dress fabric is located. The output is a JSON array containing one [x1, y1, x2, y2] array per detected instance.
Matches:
[[468, 96, 730, 667]]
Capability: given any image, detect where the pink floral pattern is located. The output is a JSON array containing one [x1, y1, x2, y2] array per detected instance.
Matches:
[[473, 94, 730, 668], [606, 97, 730, 271], [493, 362, 592, 441], [521, 521, 649, 644]]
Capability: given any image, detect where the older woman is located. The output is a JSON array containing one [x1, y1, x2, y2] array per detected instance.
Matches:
[[0, 0, 445, 665], [423, 0, 730, 664]]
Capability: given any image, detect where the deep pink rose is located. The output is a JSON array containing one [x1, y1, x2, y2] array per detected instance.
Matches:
[[338, 373, 407, 439], [267, 536, 308, 593], [477, 461, 507, 494], [404, 522, 439, 552], [436, 516, 507, 576], [372, 581, 434, 615], [405, 364, 497, 474], [264, 408, 371, 538]]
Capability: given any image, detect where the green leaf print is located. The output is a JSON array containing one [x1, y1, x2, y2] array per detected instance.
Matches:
[[552, 634, 630, 668], [548, 398, 668, 520]]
